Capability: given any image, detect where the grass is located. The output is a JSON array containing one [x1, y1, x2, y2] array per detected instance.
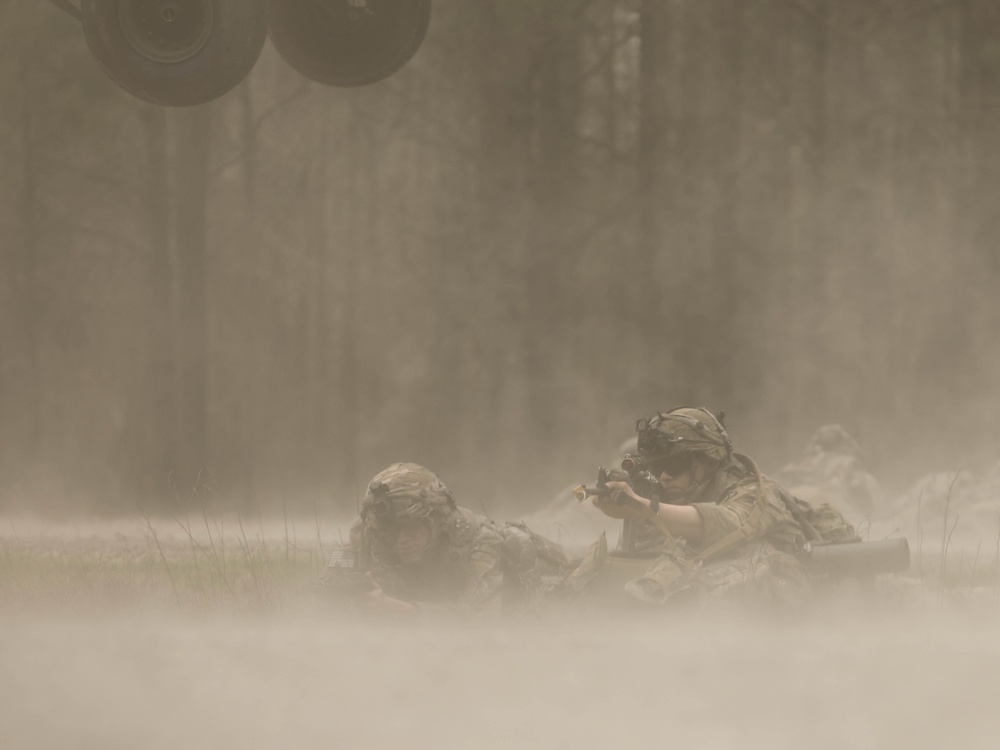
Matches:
[[4, 487, 1000, 616], [0, 514, 333, 615]]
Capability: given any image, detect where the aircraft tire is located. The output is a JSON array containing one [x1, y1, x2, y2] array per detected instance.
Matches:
[[267, 0, 431, 88], [81, 0, 268, 106]]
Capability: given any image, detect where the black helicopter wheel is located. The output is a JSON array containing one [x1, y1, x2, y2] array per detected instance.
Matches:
[[81, 0, 268, 106], [267, 0, 431, 87]]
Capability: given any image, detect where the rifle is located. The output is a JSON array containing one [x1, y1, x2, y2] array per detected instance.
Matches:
[[573, 456, 676, 557], [573, 454, 669, 511]]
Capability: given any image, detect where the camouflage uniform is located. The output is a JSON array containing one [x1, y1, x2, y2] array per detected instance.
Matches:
[[354, 463, 573, 616], [598, 408, 855, 606]]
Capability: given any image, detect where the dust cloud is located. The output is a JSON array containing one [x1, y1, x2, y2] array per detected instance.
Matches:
[[3, 516, 1000, 749], [4, 3, 1000, 745], [3, 597, 1000, 748]]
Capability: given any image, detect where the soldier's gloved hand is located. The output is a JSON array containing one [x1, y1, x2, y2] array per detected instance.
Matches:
[[592, 482, 652, 520]]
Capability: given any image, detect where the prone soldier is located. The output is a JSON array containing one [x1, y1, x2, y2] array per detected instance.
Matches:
[[577, 407, 904, 606], [323, 463, 582, 618]]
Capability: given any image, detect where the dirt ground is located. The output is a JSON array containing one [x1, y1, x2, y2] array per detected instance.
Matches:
[[3, 518, 1000, 749], [4, 608, 1000, 749]]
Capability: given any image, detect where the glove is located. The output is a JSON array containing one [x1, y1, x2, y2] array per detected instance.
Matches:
[[592, 488, 651, 520]]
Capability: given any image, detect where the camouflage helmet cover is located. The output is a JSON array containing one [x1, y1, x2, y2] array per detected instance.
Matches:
[[636, 407, 733, 465], [806, 424, 862, 458], [361, 463, 455, 531]]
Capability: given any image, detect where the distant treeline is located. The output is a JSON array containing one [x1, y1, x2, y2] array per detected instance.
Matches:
[[1, 0, 998, 513]]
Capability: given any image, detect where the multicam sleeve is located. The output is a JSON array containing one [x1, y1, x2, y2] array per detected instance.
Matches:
[[691, 482, 794, 550], [691, 492, 757, 548], [457, 530, 506, 613]]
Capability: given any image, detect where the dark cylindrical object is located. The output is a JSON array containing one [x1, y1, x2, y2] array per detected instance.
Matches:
[[808, 538, 910, 577]]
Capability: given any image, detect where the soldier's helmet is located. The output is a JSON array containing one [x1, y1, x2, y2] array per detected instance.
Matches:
[[635, 406, 733, 466], [806, 424, 861, 458], [360, 463, 455, 533]]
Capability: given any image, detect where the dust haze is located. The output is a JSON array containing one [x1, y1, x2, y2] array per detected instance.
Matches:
[[3, 0, 1000, 747], [4, 512, 1000, 749], [5, 607, 1000, 749]]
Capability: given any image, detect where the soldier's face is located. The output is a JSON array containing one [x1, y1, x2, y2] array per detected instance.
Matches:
[[388, 520, 433, 564], [657, 458, 707, 499]]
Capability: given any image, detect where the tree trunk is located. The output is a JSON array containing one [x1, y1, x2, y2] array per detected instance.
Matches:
[[136, 106, 174, 499], [635, 0, 674, 379], [10, 52, 41, 467], [524, 5, 583, 458], [170, 106, 213, 495]]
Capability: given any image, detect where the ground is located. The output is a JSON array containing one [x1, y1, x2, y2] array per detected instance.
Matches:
[[2, 515, 1000, 748]]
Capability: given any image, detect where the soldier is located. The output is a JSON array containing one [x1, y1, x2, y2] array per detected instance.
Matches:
[[344, 463, 580, 618], [592, 407, 856, 606], [775, 424, 885, 518]]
